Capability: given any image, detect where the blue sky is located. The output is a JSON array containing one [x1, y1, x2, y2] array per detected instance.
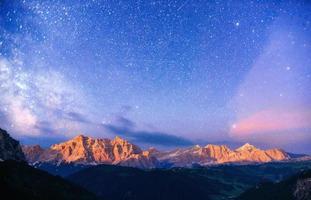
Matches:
[[0, 0, 311, 153]]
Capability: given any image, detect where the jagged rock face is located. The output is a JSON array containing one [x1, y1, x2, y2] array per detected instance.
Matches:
[[49, 135, 143, 164], [204, 144, 233, 162], [232, 143, 289, 163], [155, 143, 290, 167], [154, 146, 211, 167], [22, 145, 45, 163], [0, 128, 25, 161], [119, 151, 160, 168], [23, 134, 291, 169], [23, 135, 158, 169], [294, 178, 311, 200]]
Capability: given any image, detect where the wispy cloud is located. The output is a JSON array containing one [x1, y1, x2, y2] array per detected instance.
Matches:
[[230, 108, 311, 152], [230, 108, 311, 137], [0, 56, 89, 136], [34, 121, 56, 135], [61, 111, 91, 124], [228, 19, 311, 152], [102, 115, 193, 147]]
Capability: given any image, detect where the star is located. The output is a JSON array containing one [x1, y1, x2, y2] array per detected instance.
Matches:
[[0, 0, 310, 153]]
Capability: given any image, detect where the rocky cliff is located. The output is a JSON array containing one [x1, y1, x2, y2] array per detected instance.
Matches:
[[0, 128, 25, 161], [154, 143, 290, 167], [23, 135, 159, 168]]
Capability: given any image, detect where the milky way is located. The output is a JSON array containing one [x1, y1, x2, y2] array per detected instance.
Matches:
[[0, 0, 311, 153]]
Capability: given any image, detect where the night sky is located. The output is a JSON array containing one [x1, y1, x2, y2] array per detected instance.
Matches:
[[0, 0, 311, 153]]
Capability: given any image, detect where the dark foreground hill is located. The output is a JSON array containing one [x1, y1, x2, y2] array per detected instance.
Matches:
[[0, 160, 97, 200], [237, 169, 311, 200], [68, 164, 215, 200], [67, 161, 311, 200]]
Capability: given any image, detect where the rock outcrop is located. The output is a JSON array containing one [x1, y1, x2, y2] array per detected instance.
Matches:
[[0, 128, 25, 161], [294, 177, 311, 200], [22, 145, 45, 163]]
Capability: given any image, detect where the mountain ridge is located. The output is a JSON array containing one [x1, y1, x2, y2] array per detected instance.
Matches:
[[23, 134, 294, 168], [23, 134, 159, 168], [151, 141, 290, 167]]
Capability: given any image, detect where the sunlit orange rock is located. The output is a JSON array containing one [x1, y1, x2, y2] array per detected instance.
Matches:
[[155, 143, 290, 167], [23, 135, 291, 168], [23, 135, 158, 168]]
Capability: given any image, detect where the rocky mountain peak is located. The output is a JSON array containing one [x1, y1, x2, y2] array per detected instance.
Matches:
[[112, 136, 131, 145], [156, 142, 290, 167], [23, 135, 157, 168], [148, 147, 159, 153], [73, 134, 88, 141], [22, 144, 44, 152], [22, 145, 45, 163], [113, 136, 123, 141], [204, 144, 231, 152], [236, 143, 258, 151], [0, 128, 25, 161]]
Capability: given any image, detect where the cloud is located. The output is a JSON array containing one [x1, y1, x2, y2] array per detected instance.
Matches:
[[113, 116, 136, 128], [120, 105, 133, 114], [103, 116, 193, 147], [0, 56, 88, 136], [18, 134, 68, 148], [9, 100, 38, 132], [34, 121, 56, 135], [230, 108, 311, 137], [0, 58, 38, 134], [64, 111, 91, 124]]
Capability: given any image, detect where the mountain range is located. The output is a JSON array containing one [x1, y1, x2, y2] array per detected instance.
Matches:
[[154, 143, 290, 167], [1, 127, 311, 200], [22, 134, 296, 169], [22, 135, 159, 168]]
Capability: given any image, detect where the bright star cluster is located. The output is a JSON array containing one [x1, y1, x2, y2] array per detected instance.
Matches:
[[0, 0, 311, 152]]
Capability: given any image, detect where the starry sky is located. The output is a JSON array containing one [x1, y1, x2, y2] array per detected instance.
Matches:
[[0, 0, 311, 153]]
